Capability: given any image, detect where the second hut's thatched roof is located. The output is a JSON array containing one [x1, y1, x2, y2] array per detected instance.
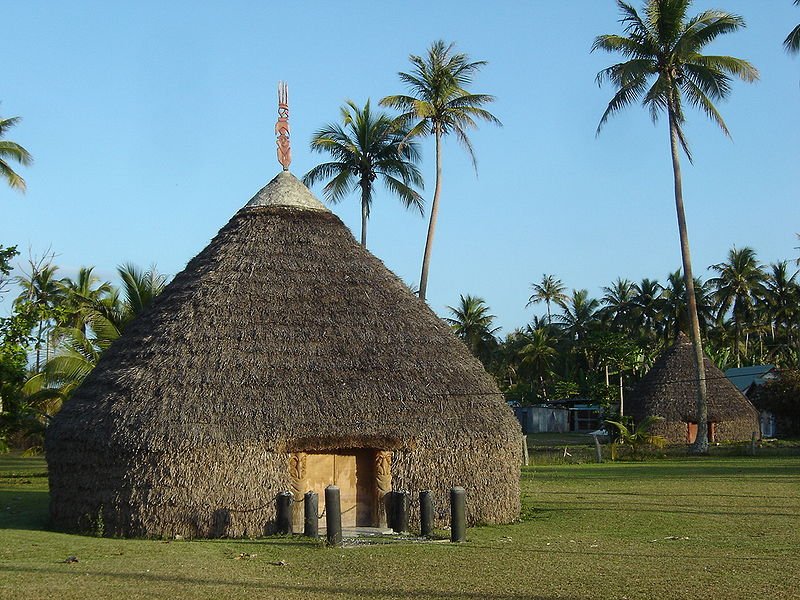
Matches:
[[629, 333, 759, 425], [50, 171, 517, 455]]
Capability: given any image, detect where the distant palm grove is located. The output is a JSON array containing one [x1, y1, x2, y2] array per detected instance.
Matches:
[[1, 0, 799, 453], [447, 245, 799, 410]]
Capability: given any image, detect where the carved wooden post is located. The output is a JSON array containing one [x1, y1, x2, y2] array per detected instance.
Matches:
[[375, 450, 392, 528], [288, 452, 306, 532]]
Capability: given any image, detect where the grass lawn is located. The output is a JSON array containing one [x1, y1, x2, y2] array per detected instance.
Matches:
[[1, 453, 798, 599]]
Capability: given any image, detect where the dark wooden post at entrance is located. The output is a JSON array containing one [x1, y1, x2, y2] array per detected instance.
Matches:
[[276, 491, 293, 535], [450, 486, 466, 542], [420, 490, 433, 537], [304, 491, 319, 538], [325, 485, 342, 546], [393, 490, 409, 533]]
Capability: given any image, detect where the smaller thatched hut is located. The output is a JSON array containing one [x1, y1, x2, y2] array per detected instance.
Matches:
[[629, 333, 760, 443]]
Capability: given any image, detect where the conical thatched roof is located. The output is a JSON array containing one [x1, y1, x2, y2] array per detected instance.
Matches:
[[628, 333, 759, 443], [46, 171, 521, 537]]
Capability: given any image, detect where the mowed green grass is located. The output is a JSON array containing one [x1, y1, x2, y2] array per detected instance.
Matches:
[[1, 454, 798, 600]]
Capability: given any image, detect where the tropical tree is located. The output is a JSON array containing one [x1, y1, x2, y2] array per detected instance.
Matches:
[[113, 263, 168, 329], [787, 0, 800, 54], [518, 326, 558, 398], [0, 114, 32, 192], [632, 278, 664, 338], [594, 0, 759, 453], [14, 258, 64, 371], [445, 294, 499, 366], [302, 100, 424, 247], [606, 415, 667, 458], [599, 277, 637, 331], [57, 267, 113, 333], [381, 40, 501, 300], [709, 246, 767, 367], [527, 274, 568, 324], [22, 311, 120, 417], [556, 289, 600, 342], [662, 269, 714, 341], [762, 261, 799, 362]]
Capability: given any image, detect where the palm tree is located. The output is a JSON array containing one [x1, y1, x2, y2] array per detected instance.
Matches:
[[787, 0, 800, 54], [594, 0, 759, 453], [527, 274, 568, 324], [632, 278, 664, 339], [57, 267, 114, 333], [518, 327, 558, 399], [23, 310, 120, 417], [112, 263, 168, 330], [445, 294, 499, 365], [762, 261, 798, 357], [662, 269, 714, 341], [709, 246, 767, 367], [600, 277, 637, 332], [14, 260, 64, 370], [0, 114, 32, 192], [556, 289, 600, 342], [302, 100, 424, 247], [381, 41, 501, 300]]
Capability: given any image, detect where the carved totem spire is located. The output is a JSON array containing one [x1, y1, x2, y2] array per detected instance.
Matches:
[[276, 81, 291, 171]]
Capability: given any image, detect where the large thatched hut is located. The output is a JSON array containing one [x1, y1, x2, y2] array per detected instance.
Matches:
[[628, 333, 760, 443], [46, 171, 522, 538]]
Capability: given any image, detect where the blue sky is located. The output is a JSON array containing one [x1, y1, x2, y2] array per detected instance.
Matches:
[[3, 1, 798, 333]]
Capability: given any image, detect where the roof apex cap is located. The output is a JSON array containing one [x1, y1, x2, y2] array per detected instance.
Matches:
[[244, 171, 329, 212]]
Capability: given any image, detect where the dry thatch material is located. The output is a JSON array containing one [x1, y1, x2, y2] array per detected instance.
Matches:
[[46, 172, 521, 538], [628, 333, 760, 443]]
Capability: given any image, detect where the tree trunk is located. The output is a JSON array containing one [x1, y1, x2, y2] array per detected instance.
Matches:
[[360, 182, 369, 247], [668, 107, 708, 454], [418, 127, 442, 301]]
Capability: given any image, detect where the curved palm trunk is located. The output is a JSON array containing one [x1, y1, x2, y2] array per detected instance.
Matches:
[[418, 127, 442, 301], [668, 108, 709, 454]]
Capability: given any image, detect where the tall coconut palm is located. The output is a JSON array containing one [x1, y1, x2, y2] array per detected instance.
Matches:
[[632, 278, 664, 338], [787, 0, 800, 54], [556, 289, 600, 342], [14, 261, 64, 370], [518, 327, 558, 398], [381, 41, 501, 300], [0, 115, 32, 192], [600, 277, 637, 331], [302, 100, 424, 247], [22, 310, 120, 417], [527, 274, 568, 324], [709, 246, 766, 367], [763, 261, 799, 350], [57, 267, 114, 333], [662, 269, 714, 341], [445, 294, 499, 365], [594, 0, 758, 453]]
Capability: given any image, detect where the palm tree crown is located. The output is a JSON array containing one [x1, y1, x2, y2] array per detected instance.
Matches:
[[593, 0, 759, 159], [527, 274, 568, 324], [787, 0, 800, 54], [445, 294, 499, 364], [0, 115, 32, 192], [381, 40, 500, 300], [303, 100, 424, 247]]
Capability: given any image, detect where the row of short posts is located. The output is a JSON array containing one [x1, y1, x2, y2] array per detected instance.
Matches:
[[274, 485, 466, 546]]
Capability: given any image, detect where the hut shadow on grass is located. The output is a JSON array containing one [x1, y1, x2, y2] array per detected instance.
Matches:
[[0, 564, 580, 600], [0, 488, 50, 531]]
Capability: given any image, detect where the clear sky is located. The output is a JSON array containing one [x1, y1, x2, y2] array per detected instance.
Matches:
[[3, 1, 798, 334]]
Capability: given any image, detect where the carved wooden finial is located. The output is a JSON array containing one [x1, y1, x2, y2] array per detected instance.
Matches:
[[276, 82, 291, 171]]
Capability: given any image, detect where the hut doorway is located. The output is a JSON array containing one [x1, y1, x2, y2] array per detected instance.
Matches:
[[687, 422, 717, 444], [289, 449, 392, 529]]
